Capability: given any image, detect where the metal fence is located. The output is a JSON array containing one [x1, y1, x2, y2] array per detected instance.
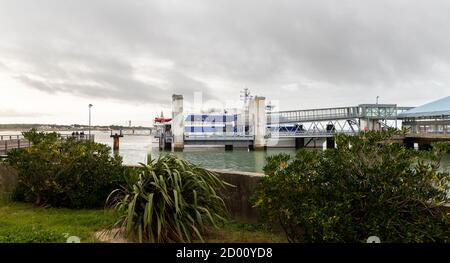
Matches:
[[0, 134, 95, 156]]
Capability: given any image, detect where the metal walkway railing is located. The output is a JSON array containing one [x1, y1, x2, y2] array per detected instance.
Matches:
[[267, 131, 357, 138], [0, 134, 95, 155], [0, 137, 31, 155]]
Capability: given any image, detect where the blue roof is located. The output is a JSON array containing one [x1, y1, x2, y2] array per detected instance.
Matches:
[[398, 96, 450, 118]]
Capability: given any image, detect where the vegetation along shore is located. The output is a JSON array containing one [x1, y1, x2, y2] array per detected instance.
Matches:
[[0, 129, 449, 243]]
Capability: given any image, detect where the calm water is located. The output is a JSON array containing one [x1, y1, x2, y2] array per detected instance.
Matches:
[[2, 130, 450, 173], [92, 131, 297, 172]]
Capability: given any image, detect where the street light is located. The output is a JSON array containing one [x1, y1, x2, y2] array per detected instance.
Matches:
[[88, 104, 93, 141], [376, 96, 379, 104]]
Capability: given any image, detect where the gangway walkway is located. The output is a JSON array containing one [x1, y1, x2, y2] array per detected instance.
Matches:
[[267, 104, 412, 124], [266, 104, 412, 138]]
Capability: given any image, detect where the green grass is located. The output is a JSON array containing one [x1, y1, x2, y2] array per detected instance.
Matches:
[[0, 199, 114, 243], [0, 199, 286, 243]]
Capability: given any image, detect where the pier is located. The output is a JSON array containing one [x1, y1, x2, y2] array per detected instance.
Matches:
[[0, 135, 31, 156], [153, 93, 450, 151], [398, 96, 450, 149], [154, 94, 420, 151]]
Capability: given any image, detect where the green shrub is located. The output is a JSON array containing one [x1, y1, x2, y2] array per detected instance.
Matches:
[[252, 129, 450, 243], [107, 154, 230, 243], [7, 129, 124, 208]]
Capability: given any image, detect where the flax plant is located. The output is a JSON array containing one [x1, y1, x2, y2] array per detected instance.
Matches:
[[107, 154, 230, 243]]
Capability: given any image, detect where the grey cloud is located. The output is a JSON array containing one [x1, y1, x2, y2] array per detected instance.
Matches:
[[165, 71, 219, 102], [1, 0, 450, 109], [7, 43, 218, 105]]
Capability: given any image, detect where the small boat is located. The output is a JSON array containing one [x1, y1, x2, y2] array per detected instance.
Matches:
[[153, 111, 172, 123]]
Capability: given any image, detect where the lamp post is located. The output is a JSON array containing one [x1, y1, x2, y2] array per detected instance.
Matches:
[[88, 104, 93, 141]]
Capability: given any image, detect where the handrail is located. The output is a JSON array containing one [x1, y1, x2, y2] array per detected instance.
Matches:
[[0, 134, 95, 155], [0, 135, 24, 141], [0, 134, 94, 141]]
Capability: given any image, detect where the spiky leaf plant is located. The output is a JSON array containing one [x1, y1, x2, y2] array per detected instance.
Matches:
[[107, 154, 230, 243]]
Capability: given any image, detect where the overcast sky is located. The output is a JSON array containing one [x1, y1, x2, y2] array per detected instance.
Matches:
[[1, 0, 450, 126]]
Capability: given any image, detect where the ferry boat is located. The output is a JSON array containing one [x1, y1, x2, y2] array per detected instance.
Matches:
[[184, 114, 240, 136]]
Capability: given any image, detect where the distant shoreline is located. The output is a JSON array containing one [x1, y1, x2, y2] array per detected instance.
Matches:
[[0, 128, 109, 132], [0, 125, 152, 132]]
